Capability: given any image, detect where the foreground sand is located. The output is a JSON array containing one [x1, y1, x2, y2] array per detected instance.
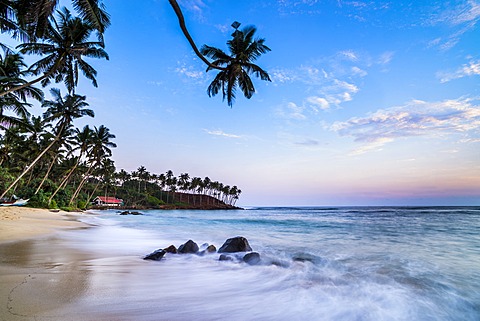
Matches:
[[0, 207, 95, 320]]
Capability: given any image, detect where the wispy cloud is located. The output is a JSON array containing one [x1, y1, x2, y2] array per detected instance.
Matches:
[[276, 102, 307, 120], [331, 98, 480, 155], [438, 59, 480, 83], [203, 129, 243, 139], [427, 0, 480, 50]]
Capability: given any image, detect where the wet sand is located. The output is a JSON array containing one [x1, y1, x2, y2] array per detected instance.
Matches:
[[0, 207, 98, 321]]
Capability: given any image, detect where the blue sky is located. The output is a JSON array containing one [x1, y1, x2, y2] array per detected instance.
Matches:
[[7, 0, 480, 206]]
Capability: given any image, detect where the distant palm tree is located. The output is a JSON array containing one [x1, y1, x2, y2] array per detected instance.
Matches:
[[200, 23, 271, 107], [69, 124, 115, 205], [1, 7, 109, 97], [0, 87, 93, 198]]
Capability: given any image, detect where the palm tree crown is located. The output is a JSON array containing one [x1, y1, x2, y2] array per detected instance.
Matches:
[[200, 23, 271, 107], [9, 7, 109, 96]]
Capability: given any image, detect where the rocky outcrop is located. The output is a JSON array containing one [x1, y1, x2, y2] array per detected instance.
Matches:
[[218, 236, 252, 253], [144, 237, 261, 264]]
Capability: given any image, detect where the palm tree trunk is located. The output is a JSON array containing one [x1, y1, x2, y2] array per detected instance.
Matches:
[[168, 0, 225, 71], [35, 154, 58, 195], [0, 72, 50, 98], [48, 155, 83, 203], [86, 179, 102, 205], [69, 162, 95, 206], [0, 135, 59, 199]]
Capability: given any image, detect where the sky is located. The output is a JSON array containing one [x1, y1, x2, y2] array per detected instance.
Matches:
[[5, 0, 480, 206]]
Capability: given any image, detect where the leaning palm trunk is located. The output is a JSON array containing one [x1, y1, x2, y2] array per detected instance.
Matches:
[[35, 154, 58, 195], [48, 157, 81, 203], [0, 70, 52, 98], [69, 161, 96, 206], [85, 179, 102, 206], [0, 134, 60, 199]]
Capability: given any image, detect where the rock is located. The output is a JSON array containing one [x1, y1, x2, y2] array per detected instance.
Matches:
[[178, 240, 199, 254], [119, 211, 142, 215], [164, 245, 177, 254], [218, 237, 252, 253], [198, 244, 217, 256], [243, 252, 261, 265], [143, 249, 166, 261], [219, 254, 234, 262]]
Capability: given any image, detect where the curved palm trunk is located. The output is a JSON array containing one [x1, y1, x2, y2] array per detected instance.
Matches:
[[69, 161, 96, 206], [168, 0, 225, 71]]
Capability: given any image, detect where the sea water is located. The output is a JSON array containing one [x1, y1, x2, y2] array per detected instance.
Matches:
[[63, 207, 480, 320]]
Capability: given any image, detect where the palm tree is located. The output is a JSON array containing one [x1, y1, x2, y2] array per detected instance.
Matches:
[[14, 0, 110, 40], [0, 87, 93, 198], [0, 49, 43, 128], [47, 124, 93, 201], [1, 7, 109, 97], [200, 23, 271, 107], [69, 124, 115, 205]]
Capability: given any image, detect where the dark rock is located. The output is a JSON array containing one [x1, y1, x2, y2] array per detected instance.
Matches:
[[218, 236, 252, 253], [219, 254, 234, 262], [178, 240, 199, 254], [164, 245, 177, 254], [198, 244, 217, 256], [119, 211, 142, 215], [143, 249, 166, 261], [243, 252, 261, 265]]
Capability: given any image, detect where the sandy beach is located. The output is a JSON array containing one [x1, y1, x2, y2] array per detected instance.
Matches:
[[0, 207, 95, 321]]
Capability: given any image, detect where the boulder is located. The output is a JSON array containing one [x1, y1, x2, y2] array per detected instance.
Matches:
[[206, 245, 217, 253], [178, 240, 199, 254], [143, 249, 166, 261], [164, 245, 177, 254], [219, 254, 234, 262], [243, 252, 261, 265], [218, 236, 252, 253]]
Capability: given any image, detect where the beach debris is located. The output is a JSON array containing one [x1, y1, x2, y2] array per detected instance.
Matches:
[[243, 252, 261, 265], [218, 236, 252, 253], [144, 249, 166, 261], [164, 245, 178, 253], [178, 240, 199, 254]]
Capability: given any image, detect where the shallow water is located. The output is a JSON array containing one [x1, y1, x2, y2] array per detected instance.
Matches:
[[62, 207, 480, 320]]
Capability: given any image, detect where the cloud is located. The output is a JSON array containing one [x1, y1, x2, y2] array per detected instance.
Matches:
[[427, 1, 480, 50], [438, 59, 480, 83], [276, 102, 307, 120], [331, 98, 480, 155], [175, 65, 204, 79], [294, 138, 321, 146], [203, 129, 243, 139], [338, 50, 358, 61]]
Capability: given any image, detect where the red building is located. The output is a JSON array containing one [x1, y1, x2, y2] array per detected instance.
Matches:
[[93, 196, 123, 207]]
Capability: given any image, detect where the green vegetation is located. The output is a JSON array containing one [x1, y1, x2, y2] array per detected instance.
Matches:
[[0, 1, 252, 209]]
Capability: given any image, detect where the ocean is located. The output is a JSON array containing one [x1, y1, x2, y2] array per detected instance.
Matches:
[[64, 206, 480, 320]]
